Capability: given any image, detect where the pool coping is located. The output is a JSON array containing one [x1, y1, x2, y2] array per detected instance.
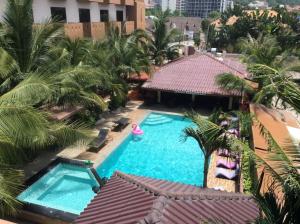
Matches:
[[19, 157, 100, 222]]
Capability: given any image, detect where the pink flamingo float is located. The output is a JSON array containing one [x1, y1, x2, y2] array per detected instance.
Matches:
[[132, 124, 144, 136]]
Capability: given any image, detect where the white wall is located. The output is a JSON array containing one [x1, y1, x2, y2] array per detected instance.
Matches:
[[0, 0, 7, 21]]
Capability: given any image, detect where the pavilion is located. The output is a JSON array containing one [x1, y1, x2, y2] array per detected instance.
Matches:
[[142, 53, 248, 110]]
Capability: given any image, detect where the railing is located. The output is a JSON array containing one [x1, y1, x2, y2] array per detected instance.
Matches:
[[103, 0, 121, 4], [64, 21, 134, 40], [64, 23, 84, 39], [122, 21, 135, 35], [91, 22, 106, 40], [121, 0, 134, 6]]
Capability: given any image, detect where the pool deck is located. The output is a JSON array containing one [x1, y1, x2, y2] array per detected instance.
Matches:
[[207, 152, 236, 192], [22, 101, 236, 193]]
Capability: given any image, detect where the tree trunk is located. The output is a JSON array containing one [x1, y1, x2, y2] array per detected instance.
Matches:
[[203, 156, 210, 188]]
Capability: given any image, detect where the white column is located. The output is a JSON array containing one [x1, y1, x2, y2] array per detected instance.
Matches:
[[228, 97, 233, 110], [32, 0, 51, 23], [191, 94, 196, 103], [157, 91, 161, 103], [66, 0, 79, 23], [90, 2, 100, 22], [108, 4, 116, 21]]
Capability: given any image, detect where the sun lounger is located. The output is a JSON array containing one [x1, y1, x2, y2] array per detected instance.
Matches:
[[217, 148, 239, 159], [215, 167, 239, 180], [113, 117, 130, 132], [228, 128, 239, 137], [216, 158, 237, 169], [88, 129, 109, 152], [217, 148, 231, 157]]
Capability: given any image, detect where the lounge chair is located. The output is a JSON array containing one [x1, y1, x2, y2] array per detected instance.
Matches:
[[228, 128, 239, 137], [216, 158, 237, 169], [88, 129, 109, 152], [217, 148, 239, 159], [113, 117, 130, 132], [217, 148, 231, 157], [215, 167, 239, 180]]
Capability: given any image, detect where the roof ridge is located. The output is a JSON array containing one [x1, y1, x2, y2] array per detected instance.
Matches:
[[203, 53, 246, 76], [115, 171, 253, 201]]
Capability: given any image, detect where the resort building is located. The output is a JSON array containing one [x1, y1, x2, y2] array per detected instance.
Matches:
[[0, 0, 146, 39], [142, 53, 248, 110]]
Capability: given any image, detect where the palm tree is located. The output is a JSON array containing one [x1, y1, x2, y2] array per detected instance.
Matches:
[[0, 0, 62, 79], [0, 164, 24, 217], [148, 10, 181, 65], [248, 118, 300, 223], [237, 34, 282, 66], [183, 112, 237, 188], [216, 64, 300, 112]]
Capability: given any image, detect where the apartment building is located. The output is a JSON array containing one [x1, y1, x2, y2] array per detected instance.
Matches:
[[0, 0, 145, 39], [176, 0, 186, 15], [184, 0, 230, 18]]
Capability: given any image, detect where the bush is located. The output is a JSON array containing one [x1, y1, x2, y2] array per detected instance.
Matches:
[[242, 146, 257, 194]]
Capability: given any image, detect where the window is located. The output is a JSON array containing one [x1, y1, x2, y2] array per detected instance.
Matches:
[[116, 11, 123, 22], [100, 10, 109, 22], [50, 7, 66, 22], [79, 8, 91, 23]]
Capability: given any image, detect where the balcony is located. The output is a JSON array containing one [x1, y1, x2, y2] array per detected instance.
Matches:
[[121, 0, 134, 6], [64, 23, 84, 40], [103, 0, 121, 4], [122, 21, 135, 35], [107, 21, 122, 32], [64, 21, 135, 40], [91, 22, 106, 39]]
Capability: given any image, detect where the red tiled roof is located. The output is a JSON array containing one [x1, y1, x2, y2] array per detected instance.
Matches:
[[75, 172, 259, 224], [142, 54, 248, 97]]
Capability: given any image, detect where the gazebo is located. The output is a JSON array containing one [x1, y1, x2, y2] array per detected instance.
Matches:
[[142, 53, 248, 110]]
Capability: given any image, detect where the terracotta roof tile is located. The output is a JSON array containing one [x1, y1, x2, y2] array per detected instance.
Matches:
[[75, 172, 259, 224], [142, 54, 248, 97]]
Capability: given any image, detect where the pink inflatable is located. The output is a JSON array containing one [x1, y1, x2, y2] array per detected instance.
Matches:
[[132, 124, 144, 135]]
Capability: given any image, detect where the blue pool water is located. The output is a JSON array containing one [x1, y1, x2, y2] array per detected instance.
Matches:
[[97, 112, 204, 186], [17, 163, 99, 214]]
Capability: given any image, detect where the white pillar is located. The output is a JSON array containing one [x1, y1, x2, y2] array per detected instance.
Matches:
[[157, 91, 161, 103], [90, 2, 100, 22], [108, 4, 116, 21], [66, 0, 79, 23], [192, 94, 196, 103], [228, 97, 233, 110]]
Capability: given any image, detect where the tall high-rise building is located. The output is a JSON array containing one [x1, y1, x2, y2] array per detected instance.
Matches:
[[184, 0, 232, 18], [176, 0, 186, 14]]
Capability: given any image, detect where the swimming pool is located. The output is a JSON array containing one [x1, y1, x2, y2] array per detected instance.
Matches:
[[97, 112, 204, 186], [18, 163, 99, 215]]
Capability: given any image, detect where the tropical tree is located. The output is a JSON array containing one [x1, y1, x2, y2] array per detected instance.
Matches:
[[0, 0, 63, 89], [183, 112, 238, 188], [183, 110, 300, 222], [148, 10, 181, 65], [237, 34, 282, 66], [249, 118, 300, 223], [0, 164, 24, 217], [216, 63, 300, 111]]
